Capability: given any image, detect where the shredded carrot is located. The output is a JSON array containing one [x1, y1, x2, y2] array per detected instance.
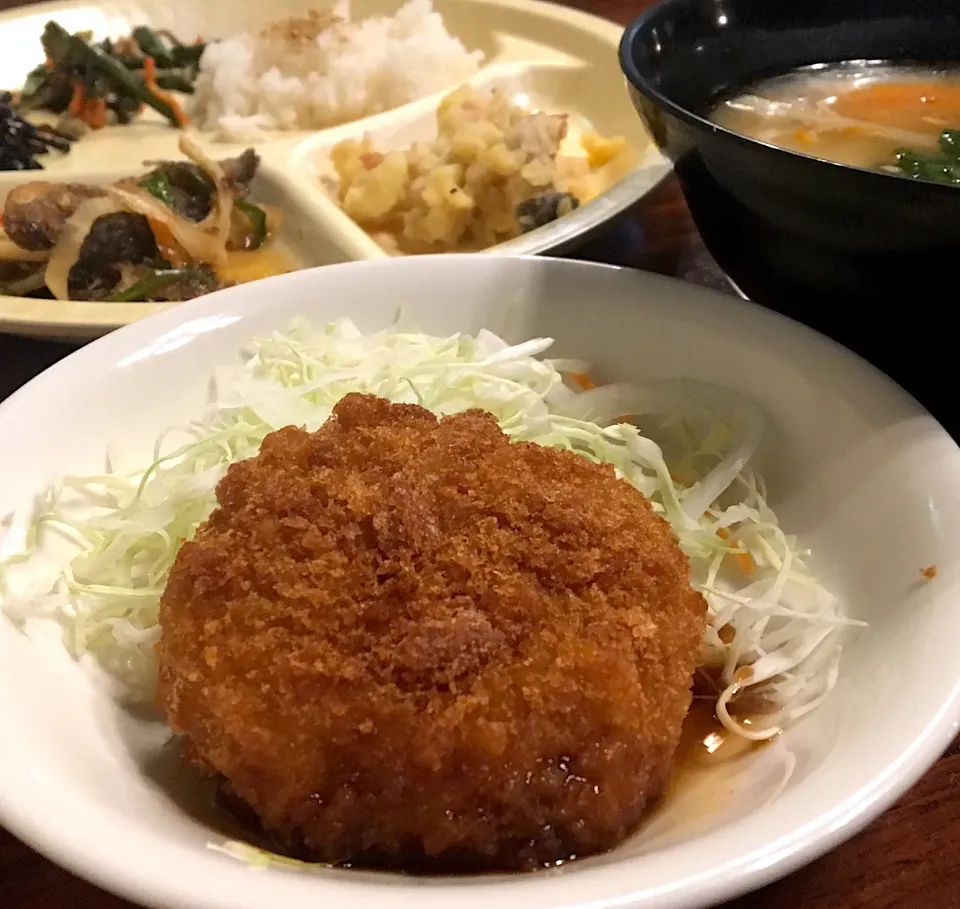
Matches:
[[717, 528, 755, 574], [147, 217, 189, 267], [921, 565, 937, 581], [84, 97, 108, 129], [568, 371, 596, 391], [67, 81, 85, 117], [832, 81, 960, 135], [143, 56, 190, 126], [565, 372, 634, 423], [734, 551, 755, 574], [67, 82, 108, 130]]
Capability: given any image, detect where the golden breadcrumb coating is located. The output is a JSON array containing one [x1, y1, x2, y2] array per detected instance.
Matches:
[[157, 393, 706, 870]]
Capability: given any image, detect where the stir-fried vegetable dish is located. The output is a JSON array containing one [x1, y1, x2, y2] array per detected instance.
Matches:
[[0, 137, 286, 301], [19, 21, 203, 133]]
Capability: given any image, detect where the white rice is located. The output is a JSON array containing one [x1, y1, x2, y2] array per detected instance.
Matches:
[[190, 0, 483, 139]]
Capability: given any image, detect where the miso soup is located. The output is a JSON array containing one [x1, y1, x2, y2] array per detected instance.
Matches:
[[710, 61, 960, 185]]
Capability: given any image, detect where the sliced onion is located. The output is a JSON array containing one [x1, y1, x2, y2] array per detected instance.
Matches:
[[31, 135, 239, 300], [106, 184, 226, 266], [227, 206, 251, 250], [178, 135, 233, 246], [45, 197, 130, 301], [0, 232, 50, 263], [0, 265, 47, 295], [263, 203, 283, 236]]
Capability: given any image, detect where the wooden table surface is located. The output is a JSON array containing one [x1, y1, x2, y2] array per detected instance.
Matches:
[[1, 0, 958, 907]]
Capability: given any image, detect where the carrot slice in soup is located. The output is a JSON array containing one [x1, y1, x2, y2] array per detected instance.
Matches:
[[832, 81, 960, 134]]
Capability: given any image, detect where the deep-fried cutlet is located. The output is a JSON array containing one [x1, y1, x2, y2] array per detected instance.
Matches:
[[156, 392, 706, 870]]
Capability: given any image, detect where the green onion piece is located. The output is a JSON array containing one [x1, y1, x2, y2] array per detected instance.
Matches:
[[235, 197, 268, 249], [20, 64, 50, 105], [171, 44, 206, 67], [61, 28, 182, 127], [155, 71, 196, 94], [156, 28, 184, 48], [132, 26, 174, 68], [104, 267, 215, 302], [939, 129, 960, 161], [104, 269, 181, 302], [139, 171, 179, 208], [112, 55, 147, 69], [894, 143, 960, 185], [40, 21, 73, 66]]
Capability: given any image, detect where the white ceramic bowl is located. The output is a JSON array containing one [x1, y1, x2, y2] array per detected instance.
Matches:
[[1, 256, 959, 909]]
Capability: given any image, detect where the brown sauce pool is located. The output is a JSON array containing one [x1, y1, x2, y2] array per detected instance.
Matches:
[[672, 697, 761, 776], [148, 693, 766, 874]]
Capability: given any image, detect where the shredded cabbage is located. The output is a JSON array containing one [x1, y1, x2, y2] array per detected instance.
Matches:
[[0, 318, 859, 738]]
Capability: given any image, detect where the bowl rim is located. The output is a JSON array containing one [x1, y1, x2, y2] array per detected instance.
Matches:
[[617, 0, 960, 197], [1, 255, 960, 909]]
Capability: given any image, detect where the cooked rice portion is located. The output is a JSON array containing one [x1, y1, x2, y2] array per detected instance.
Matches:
[[191, 0, 482, 139]]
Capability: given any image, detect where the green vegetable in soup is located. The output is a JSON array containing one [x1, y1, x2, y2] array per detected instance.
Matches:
[[894, 129, 960, 185]]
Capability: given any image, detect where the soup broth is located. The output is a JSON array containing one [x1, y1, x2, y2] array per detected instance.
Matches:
[[710, 62, 960, 184]]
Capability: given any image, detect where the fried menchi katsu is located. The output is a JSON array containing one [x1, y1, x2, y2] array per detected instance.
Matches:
[[156, 392, 706, 871]]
